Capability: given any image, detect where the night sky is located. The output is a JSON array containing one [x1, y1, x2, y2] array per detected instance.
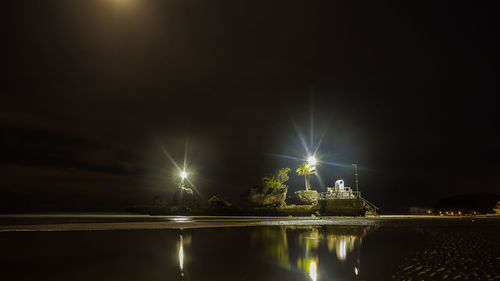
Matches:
[[2, 0, 498, 213]]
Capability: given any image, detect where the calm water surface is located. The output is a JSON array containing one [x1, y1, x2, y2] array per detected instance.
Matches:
[[0, 216, 498, 281]]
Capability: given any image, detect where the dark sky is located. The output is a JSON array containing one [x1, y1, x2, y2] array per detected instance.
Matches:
[[1, 0, 498, 213]]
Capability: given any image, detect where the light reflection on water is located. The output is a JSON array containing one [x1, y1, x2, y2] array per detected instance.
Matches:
[[247, 225, 376, 280], [172, 216, 191, 222], [1, 218, 496, 281], [174, 224, 377, 280], [177, 232, 192, 278], [178, 234, 184, 275], [309, 260, 317, 281], [0, 223, 378, 281]]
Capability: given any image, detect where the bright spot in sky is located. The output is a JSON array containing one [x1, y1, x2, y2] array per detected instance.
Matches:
[[309, 260, 317, 281], [307, 155, 317, 166], [180, 170, 187, 179]]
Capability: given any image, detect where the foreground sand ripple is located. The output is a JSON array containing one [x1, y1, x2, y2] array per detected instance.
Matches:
[[391, 225, 500, 281]]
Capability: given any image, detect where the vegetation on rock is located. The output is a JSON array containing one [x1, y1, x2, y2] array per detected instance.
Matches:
[[173, 184, 197, 205], [246, 168, 291, 207], [208, 194, 232, 208], [260, 167, 290, 193]]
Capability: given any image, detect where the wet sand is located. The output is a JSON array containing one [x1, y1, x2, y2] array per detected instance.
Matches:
[[389, 219, 499, 281], [0, 214, 377, 231], [0, 214, 498, 280], [0, 214, 497, 232]]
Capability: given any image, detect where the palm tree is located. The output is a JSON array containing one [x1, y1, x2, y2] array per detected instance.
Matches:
[[296, 163, 314, 190]]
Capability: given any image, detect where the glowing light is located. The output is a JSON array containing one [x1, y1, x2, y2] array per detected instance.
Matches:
[[173, 216, 190, 222], [179, 244, 184, 270], [354, 267, 359, 275], [337, 238, 347, 261], [179, 235, 184, 274], [160, 144, 203, 199], [307, 156, 317, 166], [309, 260, 317, 281]]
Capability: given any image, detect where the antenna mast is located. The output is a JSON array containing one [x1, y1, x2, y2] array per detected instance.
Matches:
[[353, 164, 359, 193]]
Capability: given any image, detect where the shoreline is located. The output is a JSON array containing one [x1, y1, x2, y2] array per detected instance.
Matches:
[[0, 214, 497, 232]]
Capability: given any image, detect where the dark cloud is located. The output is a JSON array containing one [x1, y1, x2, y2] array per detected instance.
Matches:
[[1, 0, 498, 213]]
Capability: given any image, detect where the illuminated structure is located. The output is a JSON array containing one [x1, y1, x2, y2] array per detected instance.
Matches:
[[325, 179, 356, 198], [295, 155, 378, 215], [317, 168, 379, 216]]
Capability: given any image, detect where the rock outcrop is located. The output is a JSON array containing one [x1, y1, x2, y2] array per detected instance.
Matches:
[[173, 184, 197, 204], [247, 186, 287, 207], [246, 167, 291, 207], [208, 194, 232, 208], [295, 190, 319, 205]]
